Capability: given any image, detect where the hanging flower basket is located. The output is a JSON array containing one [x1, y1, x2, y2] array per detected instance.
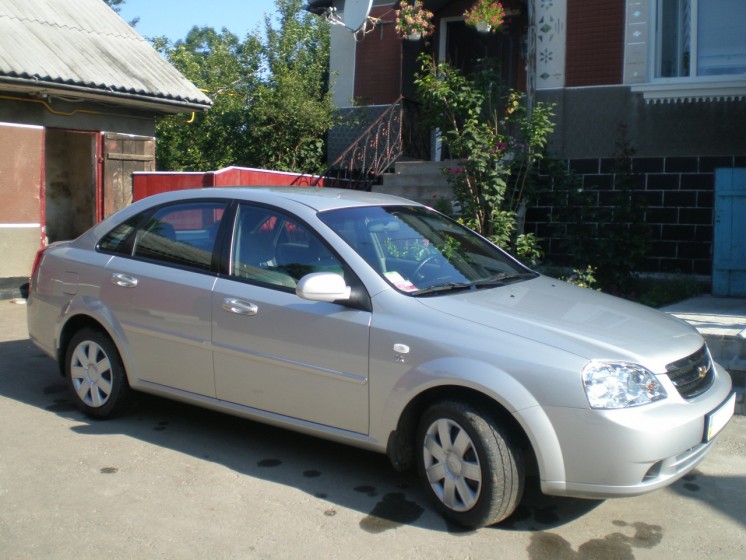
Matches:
[[475, 21, 491, 33], [464, 0, 506, 33], [395, 1, 435, 40]]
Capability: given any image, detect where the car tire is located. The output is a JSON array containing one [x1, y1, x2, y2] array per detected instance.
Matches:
[[65, 327, 132, 419], [416, 400, 524, 528]]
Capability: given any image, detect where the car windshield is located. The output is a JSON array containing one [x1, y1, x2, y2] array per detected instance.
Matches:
[[318, 205, 536, 295]]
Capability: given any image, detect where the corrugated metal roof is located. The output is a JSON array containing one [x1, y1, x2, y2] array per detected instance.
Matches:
[[0, 0, 212, 111]]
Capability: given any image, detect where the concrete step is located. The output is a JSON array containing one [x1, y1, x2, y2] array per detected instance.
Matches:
[[382, 173, 452, 189], [372, 182, 454, 208], [664, 295, 746, 414], [377, 160, 456, 206], [393, 159, 460, 175]]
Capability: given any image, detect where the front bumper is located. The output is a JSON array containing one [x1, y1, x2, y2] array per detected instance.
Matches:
[[538, 363, 734, 499]]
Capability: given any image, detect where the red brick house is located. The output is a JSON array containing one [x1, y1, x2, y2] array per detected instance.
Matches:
[[311, 0, 746, 295]]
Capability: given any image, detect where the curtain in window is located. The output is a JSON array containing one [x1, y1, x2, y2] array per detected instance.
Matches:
[[697, 0, 746, 76]]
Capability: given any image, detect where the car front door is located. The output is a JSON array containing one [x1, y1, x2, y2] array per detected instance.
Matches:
[[211, 203, 371, 434]]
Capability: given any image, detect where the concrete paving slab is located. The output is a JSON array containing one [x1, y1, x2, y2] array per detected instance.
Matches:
[[663, 295, 746, 339]]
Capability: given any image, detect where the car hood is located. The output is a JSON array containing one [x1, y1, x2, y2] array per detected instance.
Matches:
[[416, 275, 703, 371]]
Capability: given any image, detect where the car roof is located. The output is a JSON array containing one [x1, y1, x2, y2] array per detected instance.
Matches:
[[139, 186, 422, 213]]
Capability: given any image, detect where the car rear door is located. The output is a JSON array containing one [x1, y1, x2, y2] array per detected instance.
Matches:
[[101, 200, 226, 396], [211, 203, 371, 434]]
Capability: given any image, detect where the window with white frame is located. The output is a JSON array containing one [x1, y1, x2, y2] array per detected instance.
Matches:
[[656, 0, 746, 79]]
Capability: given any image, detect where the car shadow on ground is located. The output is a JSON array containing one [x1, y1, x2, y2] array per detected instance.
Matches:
[[0, 337, 632, 534]]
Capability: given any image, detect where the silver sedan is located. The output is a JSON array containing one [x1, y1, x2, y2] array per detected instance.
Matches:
[[27, 187, 735, 528]]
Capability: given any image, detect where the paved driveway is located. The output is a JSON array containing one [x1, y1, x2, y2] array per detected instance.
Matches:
[[1, 300, 744, 559]]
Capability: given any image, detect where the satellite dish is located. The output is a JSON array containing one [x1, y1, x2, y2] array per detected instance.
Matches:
[[340, 0, 373, 32]]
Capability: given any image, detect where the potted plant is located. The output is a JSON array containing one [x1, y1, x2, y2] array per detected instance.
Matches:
[[395, 1, 435, 41], [464, 0, 506, 33]]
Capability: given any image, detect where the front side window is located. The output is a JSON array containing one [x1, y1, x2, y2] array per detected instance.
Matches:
[[319, 205, 535, 295], [230, 204, 344, 289], [657, 0, 746, 78]]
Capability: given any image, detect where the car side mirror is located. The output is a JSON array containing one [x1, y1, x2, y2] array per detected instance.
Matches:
[[296, 272, 351, 303]]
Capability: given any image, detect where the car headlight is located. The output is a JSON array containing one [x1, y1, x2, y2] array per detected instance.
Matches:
[[582, 361, 667, 409]]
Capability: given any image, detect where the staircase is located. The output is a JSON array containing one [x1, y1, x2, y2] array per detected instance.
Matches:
[[310, 97, 457, 208], [373, 160, 457, 208]]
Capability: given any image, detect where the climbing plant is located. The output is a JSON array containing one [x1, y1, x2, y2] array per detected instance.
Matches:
[[414, 54, 554, 264]]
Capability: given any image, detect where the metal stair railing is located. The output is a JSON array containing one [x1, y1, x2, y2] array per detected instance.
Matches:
[[312, 96, 405, 190]]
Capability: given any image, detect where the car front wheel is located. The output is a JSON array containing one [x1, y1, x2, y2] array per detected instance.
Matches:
[[416, 400, 524, 528], [65, 327, 132, 418]]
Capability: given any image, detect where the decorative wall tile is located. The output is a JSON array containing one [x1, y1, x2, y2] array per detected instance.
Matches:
[[536, 0, 566, 88], [624, 0, 649, 84]]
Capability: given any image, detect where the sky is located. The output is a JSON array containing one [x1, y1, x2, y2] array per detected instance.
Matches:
[[118, 0, 280, 42]]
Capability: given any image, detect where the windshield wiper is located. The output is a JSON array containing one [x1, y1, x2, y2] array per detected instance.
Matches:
[[478, 272, 537, 285], [413, 273, 537, 296], [413, 282, 474, 296]]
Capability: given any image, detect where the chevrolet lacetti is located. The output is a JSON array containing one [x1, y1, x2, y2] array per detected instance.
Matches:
[[27, 187, 735, 527]]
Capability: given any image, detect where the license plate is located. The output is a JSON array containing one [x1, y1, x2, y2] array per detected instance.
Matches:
[[704, 392, 736, 442]]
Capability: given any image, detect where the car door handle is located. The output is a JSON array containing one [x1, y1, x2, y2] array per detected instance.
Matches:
[[222, 298, 258, 316], [111, 273, 138, 288]]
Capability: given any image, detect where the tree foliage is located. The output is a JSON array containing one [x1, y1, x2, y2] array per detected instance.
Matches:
[[103, 0, 139, 25], [244, 0, 332, 172], [154, 28, 262, 171], [102, 0, 124, 12], [153, 0, 333, 173]]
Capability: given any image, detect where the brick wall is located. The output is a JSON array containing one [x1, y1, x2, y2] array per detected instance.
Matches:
[[354, 7, 402, 104], [565, 0, 625, 86], [526, 156, 746, 277]]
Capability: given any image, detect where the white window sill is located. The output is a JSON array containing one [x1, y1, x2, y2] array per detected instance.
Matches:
[[631, 77, 746, 103]]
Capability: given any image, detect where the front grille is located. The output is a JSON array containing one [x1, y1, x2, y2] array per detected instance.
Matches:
[[665, 345, 715, 399]]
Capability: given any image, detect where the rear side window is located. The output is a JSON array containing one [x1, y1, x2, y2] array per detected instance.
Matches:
[[99, 219, 138, 254], [99, 201, 226, 271]]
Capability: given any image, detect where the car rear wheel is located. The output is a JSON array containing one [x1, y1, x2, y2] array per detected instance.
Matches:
[[416, 400, 524, 528], [65, 327, 132, 418]]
